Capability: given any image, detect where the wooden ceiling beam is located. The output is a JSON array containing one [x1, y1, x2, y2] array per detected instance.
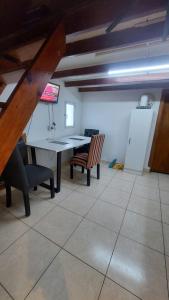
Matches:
[[79, 81, 169, 92], [65, 78, 118, 87], [65, 0, 166, 35], [53, 55, 169, 79], [66, 21, 165, 56], [65, 73, 169, 87], [0, 0, 167, 55], [105, 0, 139, 33]]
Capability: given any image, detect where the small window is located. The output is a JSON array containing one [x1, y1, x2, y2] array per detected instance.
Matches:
[[65, 103, 75, 127]]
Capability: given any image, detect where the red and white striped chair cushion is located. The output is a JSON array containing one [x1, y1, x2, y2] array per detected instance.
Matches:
[[70, 153, 88, 168], [70, 134, 105, 169]]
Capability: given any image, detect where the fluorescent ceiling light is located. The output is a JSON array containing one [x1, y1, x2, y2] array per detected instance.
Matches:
[[108, 64, 169, 75]]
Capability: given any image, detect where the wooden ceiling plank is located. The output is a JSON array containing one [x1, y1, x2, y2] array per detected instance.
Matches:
[[65, 0, 166, 35], [105, 0, 138, 33], [0, 0, 167, 56], [79, 81, 169, 92], [66, 21, 165, 56]]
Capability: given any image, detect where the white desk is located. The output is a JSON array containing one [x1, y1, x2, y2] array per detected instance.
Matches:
[[27, 135, 91, 193]]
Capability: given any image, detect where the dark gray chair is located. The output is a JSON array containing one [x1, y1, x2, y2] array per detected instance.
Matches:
[[74, 129, 99, 155], [2, 143, 55, 217]]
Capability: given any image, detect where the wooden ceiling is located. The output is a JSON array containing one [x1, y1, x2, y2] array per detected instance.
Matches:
[[0, 0, 168, 91]]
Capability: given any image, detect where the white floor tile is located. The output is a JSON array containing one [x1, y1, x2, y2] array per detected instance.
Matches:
[[142, 172, 159, 180], [108, 236, 168, 300], [135, 176, 158, 188], [65, 219, 117, 274], [86, 201, 125, 233], [159, 176, 169, 191], [99, 187, 130, 209], [49, 187, 73, 204], [128, 194, 161, 221], [1, 169, 168, 300], [163, 223, 169, 256], [114, 171, 136, 182], [0, 209, 29, 254], [76, 182, 106, 198], [0, 230, 59, 300], [121, 211, 164, 253], [34, 206, 82, 247], [132, 184, 160, 202], [162, 204, 169, 224], [9, 196, 54, 226], [59, 191, 96, 216], [61, 179, 80, 191], [159, 174, 169, 181], [109, 178, 133, 193], [100, 278, 139, 300], [7, 191, 55, 227], [27, 250, 104, 300], [160, 190, 169, 205], [166, 256, 169, 285], [0, 285, 12, 300]]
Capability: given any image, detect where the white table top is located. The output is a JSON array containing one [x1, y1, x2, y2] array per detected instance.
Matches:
[[27, 135, 91, 153]]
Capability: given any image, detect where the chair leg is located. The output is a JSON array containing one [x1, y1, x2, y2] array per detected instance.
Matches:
[[5, 183, 11, 207], [50, 177, 55, 199], [87, 169, 91, 186], [97, 164, 100, 180], [23, 192, 31, 217], [70, 165, 73, 179], [82, 166, 84, 174]]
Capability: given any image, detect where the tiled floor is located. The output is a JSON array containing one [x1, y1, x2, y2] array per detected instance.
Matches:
[[0, 163, 169, 300]]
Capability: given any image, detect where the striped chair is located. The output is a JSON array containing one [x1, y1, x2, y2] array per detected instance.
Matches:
[[70, 134, 105, 186]]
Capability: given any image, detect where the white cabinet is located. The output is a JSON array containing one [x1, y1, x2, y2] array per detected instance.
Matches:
[[124, 109, 154, 175]]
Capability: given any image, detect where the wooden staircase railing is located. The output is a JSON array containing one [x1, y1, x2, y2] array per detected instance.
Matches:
[[0, 22, 65, 175]]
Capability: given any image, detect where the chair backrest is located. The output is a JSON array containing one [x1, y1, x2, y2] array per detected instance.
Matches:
[[2, 145, 29, 191], [87, 134, 105, 169], [18, 138, 28, 164], [84, 129, 99, 137]]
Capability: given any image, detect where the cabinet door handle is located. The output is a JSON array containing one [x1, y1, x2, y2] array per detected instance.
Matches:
[[129, 138, 131, 144]]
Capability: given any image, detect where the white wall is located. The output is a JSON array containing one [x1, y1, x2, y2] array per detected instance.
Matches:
[[1, 71, 82, 169], [25, 80, 82, 168], [1, 69, 162, 171], [81, 89, 161, 169]]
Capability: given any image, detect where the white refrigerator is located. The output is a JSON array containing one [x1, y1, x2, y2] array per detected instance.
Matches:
[[124, 109, 154, 175]]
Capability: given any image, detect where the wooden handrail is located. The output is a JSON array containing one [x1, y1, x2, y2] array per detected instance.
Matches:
[[0, 22, 65, 174]]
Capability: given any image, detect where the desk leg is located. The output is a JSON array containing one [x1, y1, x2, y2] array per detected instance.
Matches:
[[31, 147, 37, 165], [56, 151, 62, 193]]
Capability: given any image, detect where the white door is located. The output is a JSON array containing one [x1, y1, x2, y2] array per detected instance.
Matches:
[[124, 109, 153, 173]]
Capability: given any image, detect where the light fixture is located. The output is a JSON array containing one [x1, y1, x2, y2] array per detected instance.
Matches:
[[108, 63, 169, 76]]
